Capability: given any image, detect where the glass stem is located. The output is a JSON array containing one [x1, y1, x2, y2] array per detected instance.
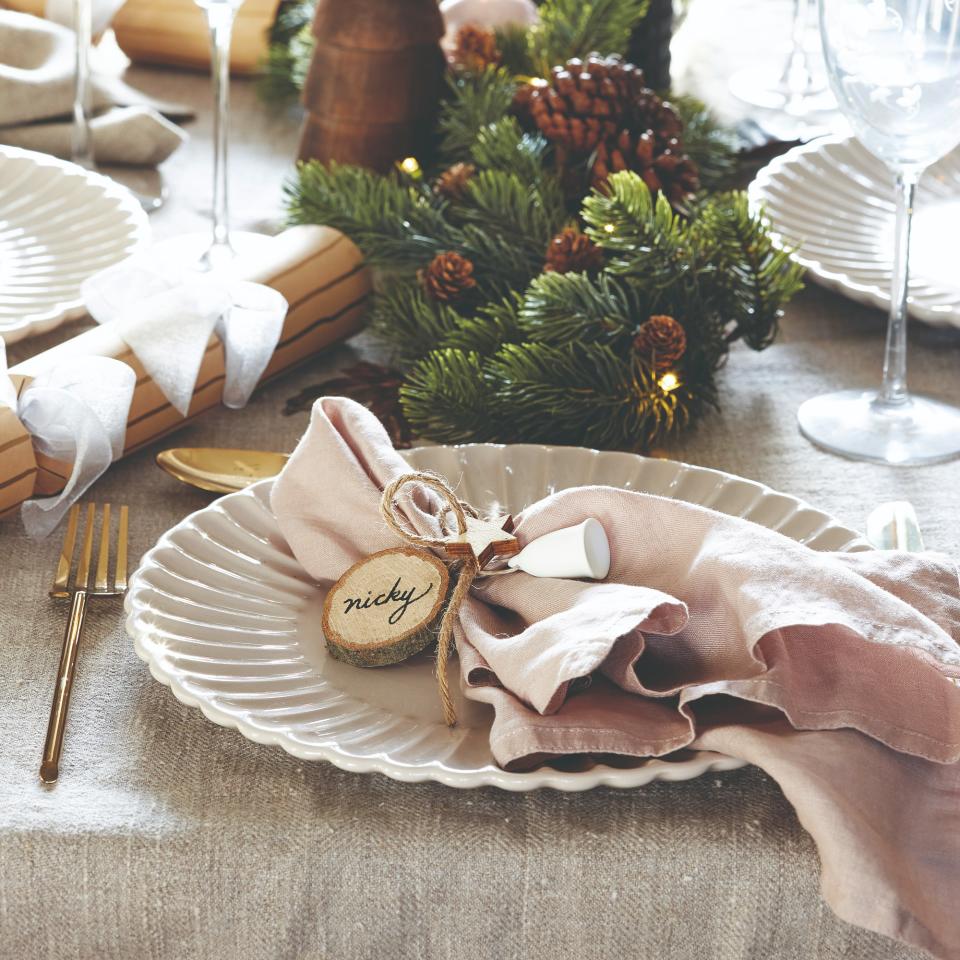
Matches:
[[204, 3, 237, 255], [71, 0, 94, 169], [783, 0, 812, 95], [878, 171, 919, 407]]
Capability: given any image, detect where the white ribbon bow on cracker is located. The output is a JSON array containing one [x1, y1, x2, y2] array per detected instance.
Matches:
[[0, 341, 135, 539], [82, 257, 288, 416]]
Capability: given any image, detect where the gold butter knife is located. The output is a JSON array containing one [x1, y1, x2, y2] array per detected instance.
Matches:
[[156, 447, 288, 494]]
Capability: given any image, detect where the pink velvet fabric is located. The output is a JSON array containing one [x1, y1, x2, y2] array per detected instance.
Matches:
[[272, 397, 960, 959]]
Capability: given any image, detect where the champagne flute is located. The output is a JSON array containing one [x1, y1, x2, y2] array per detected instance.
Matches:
[[797, 0, 960, 464], [71, 0, 164, 211], [192, 0, 271, 270], [71, 0, 95, 170]]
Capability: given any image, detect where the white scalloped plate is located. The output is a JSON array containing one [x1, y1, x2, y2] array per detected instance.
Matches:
[[0, 146, 149, 344], [749, 135, 960, 328], [126, 445, 870, 791]]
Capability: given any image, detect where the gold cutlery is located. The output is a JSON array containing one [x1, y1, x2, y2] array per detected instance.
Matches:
[[156, 447, 288, 494], [41, 502, 129, 785]]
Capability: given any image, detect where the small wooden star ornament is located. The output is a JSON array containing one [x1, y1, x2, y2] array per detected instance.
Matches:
[[444, 515, 520, 569]]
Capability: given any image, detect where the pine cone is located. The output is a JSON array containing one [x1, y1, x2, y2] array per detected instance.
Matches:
[[419, 251, 477, 302], [452, 25, 501, 72], [526, 54, 645, 153], [594, 130, 699, 203], [544, 227, 604, 274], [633, 315, 687, 371], [525, 53, 699, 207], [434, 162, 476, 201]]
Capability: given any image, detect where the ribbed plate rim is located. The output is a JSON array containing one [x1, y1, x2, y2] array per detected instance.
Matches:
[[0, 145, 150, 344], [126, 443, 869, 791], [748, 134, 960, 328]]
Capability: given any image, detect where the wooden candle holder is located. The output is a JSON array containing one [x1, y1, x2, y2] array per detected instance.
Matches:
[[297, 0, 446, 172]]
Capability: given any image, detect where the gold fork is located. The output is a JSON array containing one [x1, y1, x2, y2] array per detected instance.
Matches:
[[40, 502, 129, 784]]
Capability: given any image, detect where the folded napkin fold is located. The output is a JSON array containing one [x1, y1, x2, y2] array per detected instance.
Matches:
[[272, 397, 960, 960], [0, 10, 186, 166]]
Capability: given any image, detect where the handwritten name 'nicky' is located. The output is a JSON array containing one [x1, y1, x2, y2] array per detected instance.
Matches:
[[342, 577, 436, 626]]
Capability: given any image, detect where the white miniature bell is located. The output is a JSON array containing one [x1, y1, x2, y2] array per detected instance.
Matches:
[[505, 518, 610, 580]]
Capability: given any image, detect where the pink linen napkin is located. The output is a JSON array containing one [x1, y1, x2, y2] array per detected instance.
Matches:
[[272, 397, 960, 960]]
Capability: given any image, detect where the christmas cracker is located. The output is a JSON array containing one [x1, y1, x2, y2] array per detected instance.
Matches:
[[0, 224, 370, 518]]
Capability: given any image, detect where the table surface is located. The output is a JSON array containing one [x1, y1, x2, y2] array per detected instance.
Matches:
[[3, 16, 959, 960]]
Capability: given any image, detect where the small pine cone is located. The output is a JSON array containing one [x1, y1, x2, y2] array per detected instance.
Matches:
[[527, 54, 646, 153], [452, 25, 501, 71], [434, 162, 476, 200], [633, 315, 687, 371], [544, 227, 604, 274], [419, 251, 477, 302]]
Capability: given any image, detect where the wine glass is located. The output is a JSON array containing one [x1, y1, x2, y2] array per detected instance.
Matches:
[[191, 0, 272, 270], [71, 0, 164, 210], [729, 0, 836, 132], [797, 0, 960, 465], [71, 0, 95, 170]]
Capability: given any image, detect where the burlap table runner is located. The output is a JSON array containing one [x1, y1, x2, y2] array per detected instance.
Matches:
[[2, 59, 958, 960]]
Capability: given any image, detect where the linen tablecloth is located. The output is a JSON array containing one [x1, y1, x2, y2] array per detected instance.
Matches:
[[3, 47, 960, 960]]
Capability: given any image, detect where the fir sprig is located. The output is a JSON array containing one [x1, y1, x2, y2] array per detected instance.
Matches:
[[400, 350, 495, 444], [438, 69, 519, 161], [284, 163, 453, 267], [520, 271, 642, 347], [583, 171, 692, 289], [528, 0, 651, 77]]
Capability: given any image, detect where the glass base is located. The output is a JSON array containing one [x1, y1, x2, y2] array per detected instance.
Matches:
[[151, 230, 275, 274], [728, 65, 835, 115], [797, 390, 960, 465]]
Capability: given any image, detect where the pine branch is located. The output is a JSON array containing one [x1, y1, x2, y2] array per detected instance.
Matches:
[[582, 172, 693, 288], [438, 69, 519, 161], [469, 118, 551, 183], [269, 0, 315, 44], [520, 271, 643, 347], [258, 2, 315, 103], [671, 95, 740, 192], [486, 341, 683, 449], [457, 169, 567, 275], [440, 294, 526, 355], [528, 0, 651, 77], [400, 350, 498, 443], [494, 23, 536, 76], [257, 43, 302, 104], [456, 224, 545, 297], [284, 163, 454, 266], [370, 281, 465, 366], [693, 192, 805, 350]]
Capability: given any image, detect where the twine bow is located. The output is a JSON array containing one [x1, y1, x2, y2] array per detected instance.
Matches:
[[380, 472, 482, 727]]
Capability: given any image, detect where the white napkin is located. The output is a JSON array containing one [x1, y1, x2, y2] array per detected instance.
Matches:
[[82, 257, 289, 416], [0, 341, 135, 539], [0, 10, 187, 166]]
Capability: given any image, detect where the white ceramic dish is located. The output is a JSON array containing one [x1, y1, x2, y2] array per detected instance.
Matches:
[[0, 146, 149, 344], [749, 135, 960, 328], [126, 445, 870, 792]]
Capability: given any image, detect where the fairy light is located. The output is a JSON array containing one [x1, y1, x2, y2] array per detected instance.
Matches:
[[658, 371, 679, 393], [603, 223, 616, 234], [399, 156, 422, 178]]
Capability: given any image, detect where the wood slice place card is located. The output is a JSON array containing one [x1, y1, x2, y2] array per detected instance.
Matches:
[[321, 547, 450, 667]]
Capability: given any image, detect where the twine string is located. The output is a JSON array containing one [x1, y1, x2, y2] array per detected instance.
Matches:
[[380, 472, 480, 727]]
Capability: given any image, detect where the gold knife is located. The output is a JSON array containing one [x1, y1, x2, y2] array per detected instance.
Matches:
[[156, 448, 288, 494]]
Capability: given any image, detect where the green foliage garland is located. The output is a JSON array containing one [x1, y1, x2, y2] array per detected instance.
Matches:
[[283, 1, 802, 451]]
